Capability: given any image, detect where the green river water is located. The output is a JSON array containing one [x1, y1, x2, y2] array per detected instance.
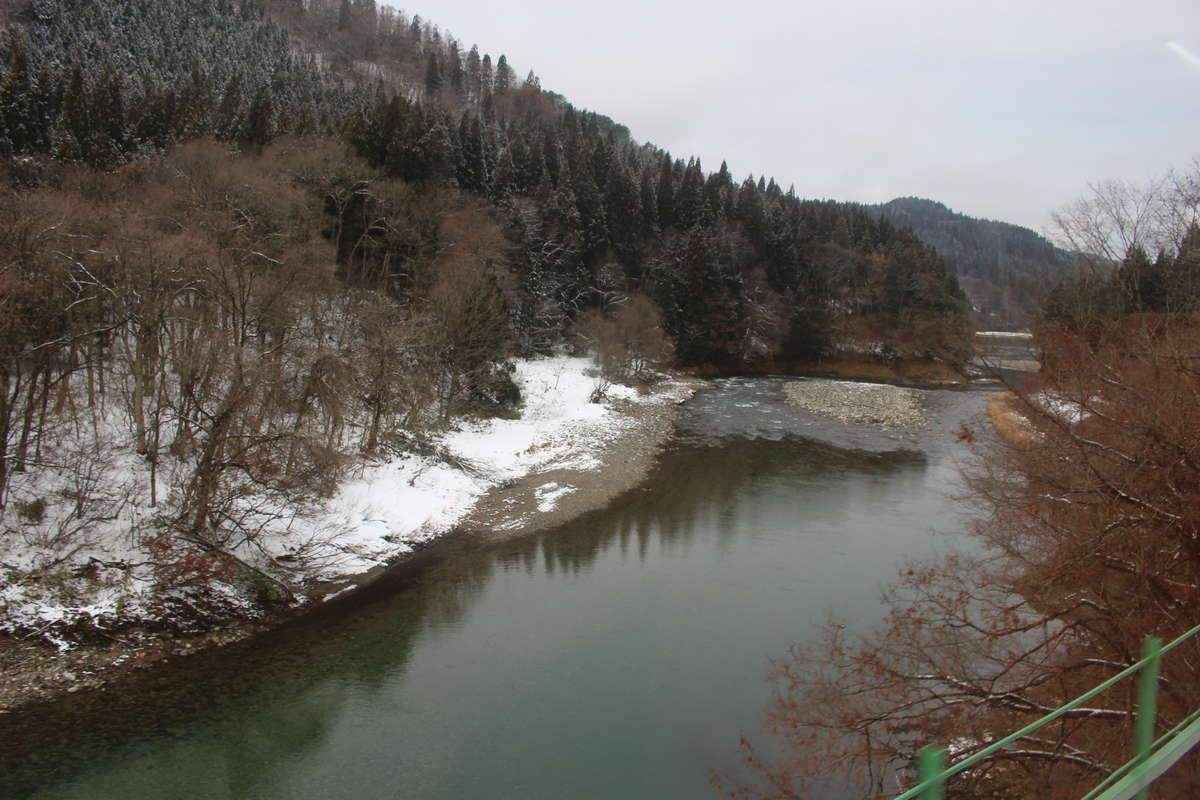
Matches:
[[3, 377, 987, 800]]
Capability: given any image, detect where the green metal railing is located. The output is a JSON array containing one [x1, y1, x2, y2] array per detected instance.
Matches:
[[894, 623, 1200, 800]]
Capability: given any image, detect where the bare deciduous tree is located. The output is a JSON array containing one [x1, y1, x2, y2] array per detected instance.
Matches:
[[727, 312, 1200, 799]]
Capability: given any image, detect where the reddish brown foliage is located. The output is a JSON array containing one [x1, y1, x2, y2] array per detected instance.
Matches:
[[727, 315, 1200, 799]]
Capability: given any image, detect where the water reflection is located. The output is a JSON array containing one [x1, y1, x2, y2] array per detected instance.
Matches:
[[3, 381, 978, 800], [519, 436, 926, 578]]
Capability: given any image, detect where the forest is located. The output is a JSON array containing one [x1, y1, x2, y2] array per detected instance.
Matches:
[[870, 196, 1077, 329], [4, 1, 1200, 797], [0, 0, 970, 641]]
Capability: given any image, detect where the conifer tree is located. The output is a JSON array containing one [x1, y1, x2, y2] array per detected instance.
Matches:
[[424, 52, 443, 99], [446, 41, 465, 99], [480, 53, 494, 93], [59, 63, 92, 160], [0, 42, 33, 155], [457, 113, 489, 194], [494, 54, 514, 93], [675, 158, 704, 228], [242, 85, 275, 149], [215, 73, 244, 141], [465, 45, 482, 99], [656, 155, 677, 229]]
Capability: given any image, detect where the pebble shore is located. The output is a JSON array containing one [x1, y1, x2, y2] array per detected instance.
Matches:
[[783, 379, 926, 428]]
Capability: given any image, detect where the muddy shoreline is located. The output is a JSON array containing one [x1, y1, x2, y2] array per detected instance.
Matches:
[[0, 383, 702, 716]]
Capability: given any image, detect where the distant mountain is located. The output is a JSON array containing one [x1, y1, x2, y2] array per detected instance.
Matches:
[[868, 197, 1078, 328]]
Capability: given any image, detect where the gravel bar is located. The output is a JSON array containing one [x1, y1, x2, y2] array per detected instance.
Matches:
[[783, 379, 925, 429]]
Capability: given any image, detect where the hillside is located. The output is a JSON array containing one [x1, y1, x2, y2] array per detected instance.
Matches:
[[0, 0, 970, 363], [870, 196, 1077, 328], [0, 0, 973, 648]]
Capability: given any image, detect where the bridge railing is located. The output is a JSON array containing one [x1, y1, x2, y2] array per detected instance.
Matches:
[[894, 622, 1200, 800]]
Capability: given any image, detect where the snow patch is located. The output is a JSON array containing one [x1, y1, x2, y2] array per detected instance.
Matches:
[[1033, 392, 1091, 425], [534, 482, 577, 513], [976, 331, 1034, 339]]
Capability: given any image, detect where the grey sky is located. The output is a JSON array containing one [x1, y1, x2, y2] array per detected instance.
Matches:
[[405, 0, 1198, 232]]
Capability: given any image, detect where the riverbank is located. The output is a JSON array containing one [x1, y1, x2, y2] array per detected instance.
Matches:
[[0, 358, 702, 714], [693, 356, 968, 387]]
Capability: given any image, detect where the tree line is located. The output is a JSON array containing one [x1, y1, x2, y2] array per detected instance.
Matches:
[[0, 0, 971, 371]]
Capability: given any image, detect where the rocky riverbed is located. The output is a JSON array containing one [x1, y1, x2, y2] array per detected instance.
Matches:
[[783, 379, 926, 428]]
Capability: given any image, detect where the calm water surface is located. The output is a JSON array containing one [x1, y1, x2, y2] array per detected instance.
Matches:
[[5, 378, 986, 800]]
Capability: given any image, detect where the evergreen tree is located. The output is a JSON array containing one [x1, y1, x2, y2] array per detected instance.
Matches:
[[172, 65, 213, 141], [242, 85, 275, 149], [656, 155, 677, 229], [465, 45, 482, 99], [704, 160, 732, 217], [638, 166, 659, 240], [0, 42, 34, 154], [59, 63, 92, 160], [457, 113, 489, 194], [96, 69, 128, 156], [675, 158, 704, 228], [424, 52, 443, 99], [494, 54, 514, 93], [215, 73, 244, 141], [446, 41, 465, 99], [604, 160, 642, 267], [573, 162, 608, 262], [480, 53, 494, 93], [491, 143, 516, 202]]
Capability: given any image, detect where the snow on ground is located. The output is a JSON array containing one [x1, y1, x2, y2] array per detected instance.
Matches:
[[1, 356, 692, 645], [534, 482, 576, 513], [287, 356, 687, 578], [976, 331, 1034, 339], [1032, 391, 1091, 425]]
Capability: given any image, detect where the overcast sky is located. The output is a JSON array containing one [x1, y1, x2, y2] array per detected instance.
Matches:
[[403, 0, 1198, 232]]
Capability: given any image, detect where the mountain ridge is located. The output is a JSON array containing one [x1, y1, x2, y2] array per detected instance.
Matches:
[[867, 195, 1077, 327]]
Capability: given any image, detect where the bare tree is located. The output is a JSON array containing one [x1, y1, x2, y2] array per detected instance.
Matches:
[[1048, 162, 1200, 268], [577, 293, 674, 385], [727, 312, 1200, 799]]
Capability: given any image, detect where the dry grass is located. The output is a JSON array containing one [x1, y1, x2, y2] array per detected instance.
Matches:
[[986, 391, 1036, 446]]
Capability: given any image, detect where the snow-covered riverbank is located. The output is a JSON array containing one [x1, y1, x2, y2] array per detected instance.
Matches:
[[0, 356, 696, 682]]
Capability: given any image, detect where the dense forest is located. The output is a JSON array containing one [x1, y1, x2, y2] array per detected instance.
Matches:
[[869, 196, 1076, 328], [0, 0, 970, 640], [0, 0, 971, 368]]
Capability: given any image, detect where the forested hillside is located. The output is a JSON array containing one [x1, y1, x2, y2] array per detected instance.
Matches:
[[0, 0, 971, 640], [0, 0, 971, 368], [870, 196, 1076, 328]]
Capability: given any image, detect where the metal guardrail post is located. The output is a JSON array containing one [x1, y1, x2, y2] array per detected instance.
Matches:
[[917, 744, 945, 800], [891, 623, 1200, 800], [1133, 636, 1162, 800]]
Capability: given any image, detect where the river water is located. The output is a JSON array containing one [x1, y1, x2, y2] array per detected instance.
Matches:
[[4, 378, 988, 800]]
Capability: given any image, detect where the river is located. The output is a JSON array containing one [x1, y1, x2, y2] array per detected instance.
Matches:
[[3, 377, 989, 800]]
